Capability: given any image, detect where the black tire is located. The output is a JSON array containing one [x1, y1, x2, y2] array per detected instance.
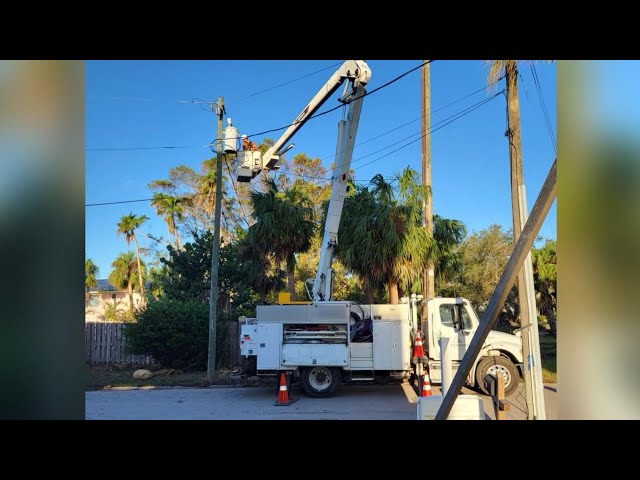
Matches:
[[300, 366, 341, 398], [475, 356, 520, 397]]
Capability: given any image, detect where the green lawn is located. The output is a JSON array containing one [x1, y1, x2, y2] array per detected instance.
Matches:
[[539, 333, 557, 383]]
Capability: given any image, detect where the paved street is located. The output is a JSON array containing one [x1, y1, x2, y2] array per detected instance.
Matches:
[[86, 383, 557, 420]]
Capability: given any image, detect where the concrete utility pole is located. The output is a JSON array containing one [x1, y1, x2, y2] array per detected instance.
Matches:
[[207, 96, 224, 380], [435, 159, 556, 420], [504, 64, 544, 419], [421, 60, 434, 330]]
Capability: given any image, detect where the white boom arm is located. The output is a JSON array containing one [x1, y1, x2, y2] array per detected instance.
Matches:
[[260, 60, 371, 172], [312, 84, 366, 301], [237, 60, 371, 180], [237, 60, 371, 301]]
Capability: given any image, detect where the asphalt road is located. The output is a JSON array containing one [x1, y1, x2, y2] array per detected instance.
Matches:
[[86, 383, 557, 420]]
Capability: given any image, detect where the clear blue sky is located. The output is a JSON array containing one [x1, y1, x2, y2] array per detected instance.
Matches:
[[86, 60, 556, 277]]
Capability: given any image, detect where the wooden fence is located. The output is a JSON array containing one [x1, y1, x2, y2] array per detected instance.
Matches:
[[86, 321, 241, 367], [86, 322, 155, 365]]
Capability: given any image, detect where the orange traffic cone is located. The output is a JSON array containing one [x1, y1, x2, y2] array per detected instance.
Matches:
[[274, 372, 297, 406], [421, 373, 433, 397], [412, 331, 425, 362]]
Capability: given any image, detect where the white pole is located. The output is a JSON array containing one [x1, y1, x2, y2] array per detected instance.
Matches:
[[519, 185, 546, 419], [440, 337, 452, 395]]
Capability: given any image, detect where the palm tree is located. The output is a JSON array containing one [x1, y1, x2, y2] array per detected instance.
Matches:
[[238, 243, 287, 303], [245, 178, 316, 300], [433, 214, 467, 287], [116, 213, 148, 302], [335, 169, 437, 304], [85, 258, 99, 307], [151, 193, 184, 249], [108, 252, 145, 311]]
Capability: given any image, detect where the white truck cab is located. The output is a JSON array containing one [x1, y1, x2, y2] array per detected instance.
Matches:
[[424, 297, 522, 396]]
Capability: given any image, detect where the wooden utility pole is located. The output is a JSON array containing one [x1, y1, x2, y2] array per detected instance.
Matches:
[[421, 60, 434, 330], [504, 64, 535, 419], [207, 96, 224, 380]]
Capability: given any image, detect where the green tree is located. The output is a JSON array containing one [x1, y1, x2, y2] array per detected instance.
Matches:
[[124, 299, 212, 369], [116, 212, 148, 302], [150, 193, 184, 250], [532, 239, 557, 335], [245, 178, 316, 300], [455, 225, 518, 324], [433, 214, 467, 292], [108, 252, 145, 311], [85, 258, 99, 306], [335, 169, 436, 303]]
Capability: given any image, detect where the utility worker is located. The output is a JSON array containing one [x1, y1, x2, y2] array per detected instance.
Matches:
[[241, 134, 257, 151]]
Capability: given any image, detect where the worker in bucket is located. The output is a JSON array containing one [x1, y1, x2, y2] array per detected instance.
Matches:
[[241, 134, 257, 151]]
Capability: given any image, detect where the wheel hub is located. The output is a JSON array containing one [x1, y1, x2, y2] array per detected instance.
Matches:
[[309, 367, 332, 391], [486, 364, 512, 388]]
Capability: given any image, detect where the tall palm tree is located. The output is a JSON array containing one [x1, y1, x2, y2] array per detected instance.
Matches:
[[85, 258, 99, 307], [245, 178, 316, 300], [150, 193, 184, 249], [335, 169, 438, 304], [116, 213, 148, 302], [108, 252, 145, 311]]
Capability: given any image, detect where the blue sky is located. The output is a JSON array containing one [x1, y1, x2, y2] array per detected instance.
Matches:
[[86, 60, 556, 277]]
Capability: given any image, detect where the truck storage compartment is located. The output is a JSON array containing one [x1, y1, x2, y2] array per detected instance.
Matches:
[[282, 323, 348, 367], [282, 344, 348, 367], [372, 319, 410, 370]]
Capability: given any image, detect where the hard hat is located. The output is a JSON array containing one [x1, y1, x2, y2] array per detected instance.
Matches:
[[241, 134, 248, 139]]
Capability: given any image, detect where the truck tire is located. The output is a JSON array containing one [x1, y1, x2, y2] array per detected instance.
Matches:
[[475, 356, 520, 397], [300, 367, 341, 398]]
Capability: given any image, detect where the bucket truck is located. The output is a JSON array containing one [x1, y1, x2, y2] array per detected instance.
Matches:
[[236, 60, 523, 397]]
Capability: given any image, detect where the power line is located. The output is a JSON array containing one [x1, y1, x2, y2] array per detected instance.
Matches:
[[240, 62, 343, 99], [240, 60, 436, 140], [316, 82, 490, 165], [86, 60, 436, 152], [86, 91, 502, 207], [351, 91, 504, 172], [86, 145, 203, 152], [530, 64, 557, 153]]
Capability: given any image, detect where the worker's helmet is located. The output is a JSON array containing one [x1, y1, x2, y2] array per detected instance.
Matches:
[[241, 134, 248, 139]]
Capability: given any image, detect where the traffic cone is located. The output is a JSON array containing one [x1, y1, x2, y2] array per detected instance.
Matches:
[[412, 331, 425, 362], [274, 372, 297, 406], [421, 373, 433, 397]]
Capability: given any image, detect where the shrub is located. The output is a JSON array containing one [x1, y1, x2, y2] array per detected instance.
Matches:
[[124, 298, 217, 370]]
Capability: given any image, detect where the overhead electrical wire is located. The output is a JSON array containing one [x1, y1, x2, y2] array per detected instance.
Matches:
[[86, 90, 502, 207], [240, 62, 343, 99], [530, 64, 557, 153], [87, 60, 436, 152]]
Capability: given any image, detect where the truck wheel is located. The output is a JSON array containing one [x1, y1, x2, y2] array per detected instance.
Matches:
[[300, 367, 341, 398], [475, 356, 519, 397]]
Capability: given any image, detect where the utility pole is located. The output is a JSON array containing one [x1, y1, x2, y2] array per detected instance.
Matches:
[[505, 63, 544, 418], [436, 159, 556, 420], [207, 96, 224, 380], [421, 60, 434, 331]]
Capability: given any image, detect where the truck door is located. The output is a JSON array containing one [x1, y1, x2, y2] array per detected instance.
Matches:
[[432, 302, 474, 362]]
